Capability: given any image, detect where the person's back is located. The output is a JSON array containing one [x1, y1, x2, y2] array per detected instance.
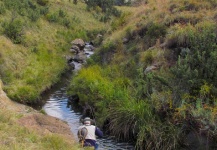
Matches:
[[78, 117, 103, 150]]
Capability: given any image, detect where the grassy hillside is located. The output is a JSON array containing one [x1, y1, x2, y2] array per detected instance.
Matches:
[[0, 80, 81, 150], [0, 0, 107, 103], [0, 0, 112, 149], [68, 0, 217, 149]]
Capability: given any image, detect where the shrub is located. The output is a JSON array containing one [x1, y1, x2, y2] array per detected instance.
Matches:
[[62, 18, 71, 28], [58, 9, 66, 18], [170, 21, 217, 104], [40, 6, 49, 15], [46, 12, 59, 22], [28, 9, 41, 22], [146, 22, 167, 39], [2, 18, 24, 44], [0, 4, 6, 14], [37, 0, 49, 6]]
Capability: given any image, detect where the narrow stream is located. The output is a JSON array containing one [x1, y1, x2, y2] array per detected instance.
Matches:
[[32, 45, 135, 150]]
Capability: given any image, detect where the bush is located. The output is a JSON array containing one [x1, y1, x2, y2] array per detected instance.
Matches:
[[40, 6, 49, 15], [62, 18, 71, 28], [58, 9, 66, 18], [37, 0, 49, 6], [28, 9, 41, 22], [146, 22, 167, 39], [170, 21, 217, 103], [46, 12, 59, 22], [2, 18, 24, 44], [0, 4, 6, 14]]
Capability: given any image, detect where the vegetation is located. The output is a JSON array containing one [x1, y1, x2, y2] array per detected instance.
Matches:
[[1, 0, 217, 149], [0, 83, 79, 150], [0, 0, 107, 103], [68, 0, 217, 149]]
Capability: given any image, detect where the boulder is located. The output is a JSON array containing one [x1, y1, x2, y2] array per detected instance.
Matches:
[[73, 52, 87, 63], [71, 39, 85, 50], [70, 45, 80, 53]]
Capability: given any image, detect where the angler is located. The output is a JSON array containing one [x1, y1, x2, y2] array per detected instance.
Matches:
[[77, 117, 103, 150]]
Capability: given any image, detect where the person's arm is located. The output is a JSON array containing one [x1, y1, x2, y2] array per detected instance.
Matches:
[[95, 127, 103, 138]]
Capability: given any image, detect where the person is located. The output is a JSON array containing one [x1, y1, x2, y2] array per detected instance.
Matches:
[[77, 117, 103, 150]]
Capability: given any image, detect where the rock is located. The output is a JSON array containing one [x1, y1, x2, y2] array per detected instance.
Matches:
[[71, 38, 85, 50], [68, 62, 75, 70], [70, 45, 80, 53], [73, 52, 87, 63], [144, 65, 158, 74], [123, 38, 129, 44]]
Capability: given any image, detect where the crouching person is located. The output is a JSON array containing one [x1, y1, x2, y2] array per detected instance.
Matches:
[[77, 117, 103, 150]]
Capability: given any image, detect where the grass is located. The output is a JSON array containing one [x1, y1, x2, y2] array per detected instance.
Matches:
[[67, 0, 217, 149], [0, 108, 79, 150], [0, 0, 107, 103]]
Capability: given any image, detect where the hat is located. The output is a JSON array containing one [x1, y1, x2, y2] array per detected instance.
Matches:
[[83, 117, 92, 125]]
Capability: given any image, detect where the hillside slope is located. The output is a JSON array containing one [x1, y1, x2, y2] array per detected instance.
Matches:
[[0, 80, 81, 149], [0, 0, 106, 103], [68, 0, 217, 149], [0, 0, 109, 149]]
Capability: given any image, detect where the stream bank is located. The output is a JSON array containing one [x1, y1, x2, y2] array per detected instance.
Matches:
[[30, 42, 135, 150]]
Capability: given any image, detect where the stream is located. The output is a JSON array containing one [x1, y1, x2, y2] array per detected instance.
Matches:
[[32, 44, 135, 150]]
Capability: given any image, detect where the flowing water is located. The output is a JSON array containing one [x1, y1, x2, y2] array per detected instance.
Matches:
[[33, 45, 135, 150]]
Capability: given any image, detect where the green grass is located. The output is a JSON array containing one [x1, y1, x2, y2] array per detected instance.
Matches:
[[67, 0, 217, 149], [0, 0, 107, 103]]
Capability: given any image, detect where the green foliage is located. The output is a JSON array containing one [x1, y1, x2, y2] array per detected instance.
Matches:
[[46, 10, 74, 28], [29, 9, 41, 22], [2, 18, 24, 44], [2, 0, 49, 22], [92, 41, 116, 64], [171, 21, 217, 102], [85, 0, 121, 21], [146, 22, 167, 39], [6, 86, 39, 103], [111, 12, 128, 30], [37, 0, 49, 6], [40, 6, 49, 15], [58, 9, 66, 18], [0, 4, 6, 14], [46, 12, 59, 22]]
